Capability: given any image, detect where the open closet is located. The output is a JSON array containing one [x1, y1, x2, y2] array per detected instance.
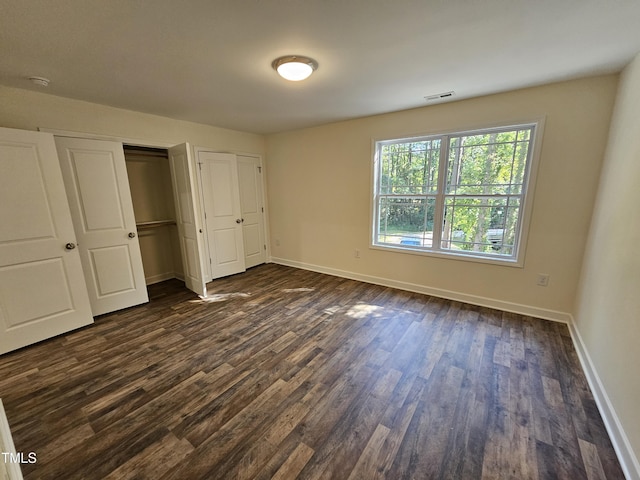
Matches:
[[123, 146, 184, 286], [0, 126, 266, 354]]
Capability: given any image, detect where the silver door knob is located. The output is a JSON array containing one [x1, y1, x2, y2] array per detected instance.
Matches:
[[65, 242, 76, 250], [128, 232, 136, 238]]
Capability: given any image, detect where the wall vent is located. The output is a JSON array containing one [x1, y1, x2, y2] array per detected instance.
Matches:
[[425, 91, 455, 102]]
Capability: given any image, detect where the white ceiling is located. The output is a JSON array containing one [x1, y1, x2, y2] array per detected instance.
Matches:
[[1, 0, 640, 134]]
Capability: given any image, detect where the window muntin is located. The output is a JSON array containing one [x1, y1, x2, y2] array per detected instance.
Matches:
[[378, 196, 436, 248], [379, 139, 441, 195], [373, 124, 536, 263]]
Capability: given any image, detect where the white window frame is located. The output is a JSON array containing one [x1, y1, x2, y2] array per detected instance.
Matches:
[[371, 120, 544, 267]]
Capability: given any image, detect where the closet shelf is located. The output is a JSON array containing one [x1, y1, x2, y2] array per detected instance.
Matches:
[[136, 220, 177, 230]]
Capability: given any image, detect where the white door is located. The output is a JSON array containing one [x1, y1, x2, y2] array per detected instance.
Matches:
[[0, 127, 93, 355], [237, 155, 267, 268], [198, 151, 246, 279], [55, 137, 148, 316], [168, 143, 208, 297]]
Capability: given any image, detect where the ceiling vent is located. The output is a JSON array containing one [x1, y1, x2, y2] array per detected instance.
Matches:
[[28, 76, 50, 87], [424, 91, 454, 102]]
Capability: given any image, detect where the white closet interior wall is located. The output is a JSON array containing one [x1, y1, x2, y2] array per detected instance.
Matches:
[[124, 146, 184, 285]]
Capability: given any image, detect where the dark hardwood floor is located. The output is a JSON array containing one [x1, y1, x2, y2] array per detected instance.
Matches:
[[0, 264, 624, 479]]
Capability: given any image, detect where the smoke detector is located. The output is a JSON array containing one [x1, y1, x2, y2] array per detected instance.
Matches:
[[28, 76, 50, 87]]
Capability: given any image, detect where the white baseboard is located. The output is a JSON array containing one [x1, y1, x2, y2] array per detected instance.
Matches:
[[269, 257, 572, 324], [268, 256, 637, 479], [0, 399, 24, 480], [567, 320, 640, 480], [145, 272, 177, 285], [145, 272, 185, 286]]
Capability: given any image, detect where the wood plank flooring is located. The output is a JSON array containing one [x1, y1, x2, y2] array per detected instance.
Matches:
[[0, 264, 624, 479]]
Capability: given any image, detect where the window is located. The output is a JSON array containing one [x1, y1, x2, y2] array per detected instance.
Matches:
[[373, 123, 539, 264]]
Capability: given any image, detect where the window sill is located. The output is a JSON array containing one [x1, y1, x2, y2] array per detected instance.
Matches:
[[370, 243, 524, 268]]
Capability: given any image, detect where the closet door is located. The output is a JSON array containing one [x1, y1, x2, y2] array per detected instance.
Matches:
[[168, 143, 208, 297], [0, 127, 93, 355], [55, 137, 148, 316], [237, 155, 267, 268], [198, 151, 246, 279]]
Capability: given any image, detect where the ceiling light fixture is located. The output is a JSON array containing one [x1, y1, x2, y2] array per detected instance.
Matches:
[[272, 55, 318, 81]]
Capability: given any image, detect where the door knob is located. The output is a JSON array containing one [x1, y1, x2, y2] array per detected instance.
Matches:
[[128, 232, 137, 238], [65, 242, 76, 250], [236, 219, 242, 224]]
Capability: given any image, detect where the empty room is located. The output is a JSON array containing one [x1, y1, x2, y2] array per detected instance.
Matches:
[[1, 1, 639, 479]]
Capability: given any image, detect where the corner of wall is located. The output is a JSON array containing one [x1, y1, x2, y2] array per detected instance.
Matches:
[[566, 315, 640, 480], [569, 51, 640, 480]]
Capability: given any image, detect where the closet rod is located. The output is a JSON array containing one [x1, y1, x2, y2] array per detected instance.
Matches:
[[136, 220, 176, 230], [123, 145, 169, 158]]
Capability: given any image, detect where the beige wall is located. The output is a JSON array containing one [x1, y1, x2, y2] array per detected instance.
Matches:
[[0, 85, 265, 154], [266, 75, 618, 317], [574, 53, 640, 473], [0, 83, 265, 286]]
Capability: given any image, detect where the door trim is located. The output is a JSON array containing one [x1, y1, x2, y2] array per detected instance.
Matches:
[[39, 128, 174, 149], [0, 399, 24, 480]]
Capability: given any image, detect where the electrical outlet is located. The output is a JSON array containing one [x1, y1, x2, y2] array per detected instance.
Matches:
[[275, 239, 281, 247], [354, 249, 360, 258], [537, 274, 550, 287]]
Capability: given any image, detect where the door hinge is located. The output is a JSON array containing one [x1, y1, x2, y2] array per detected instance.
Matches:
[[264, 244, 267, 250], [261, 207, 264, 213], [257, 166, 262, 173]]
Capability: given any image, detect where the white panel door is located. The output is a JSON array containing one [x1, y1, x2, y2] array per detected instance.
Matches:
[[168, 143, 207, 297], [0, 127, 93, 355], [199, 152, 246, 279], [55, 137, 148, 316], [237, 155, 266, 268]]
